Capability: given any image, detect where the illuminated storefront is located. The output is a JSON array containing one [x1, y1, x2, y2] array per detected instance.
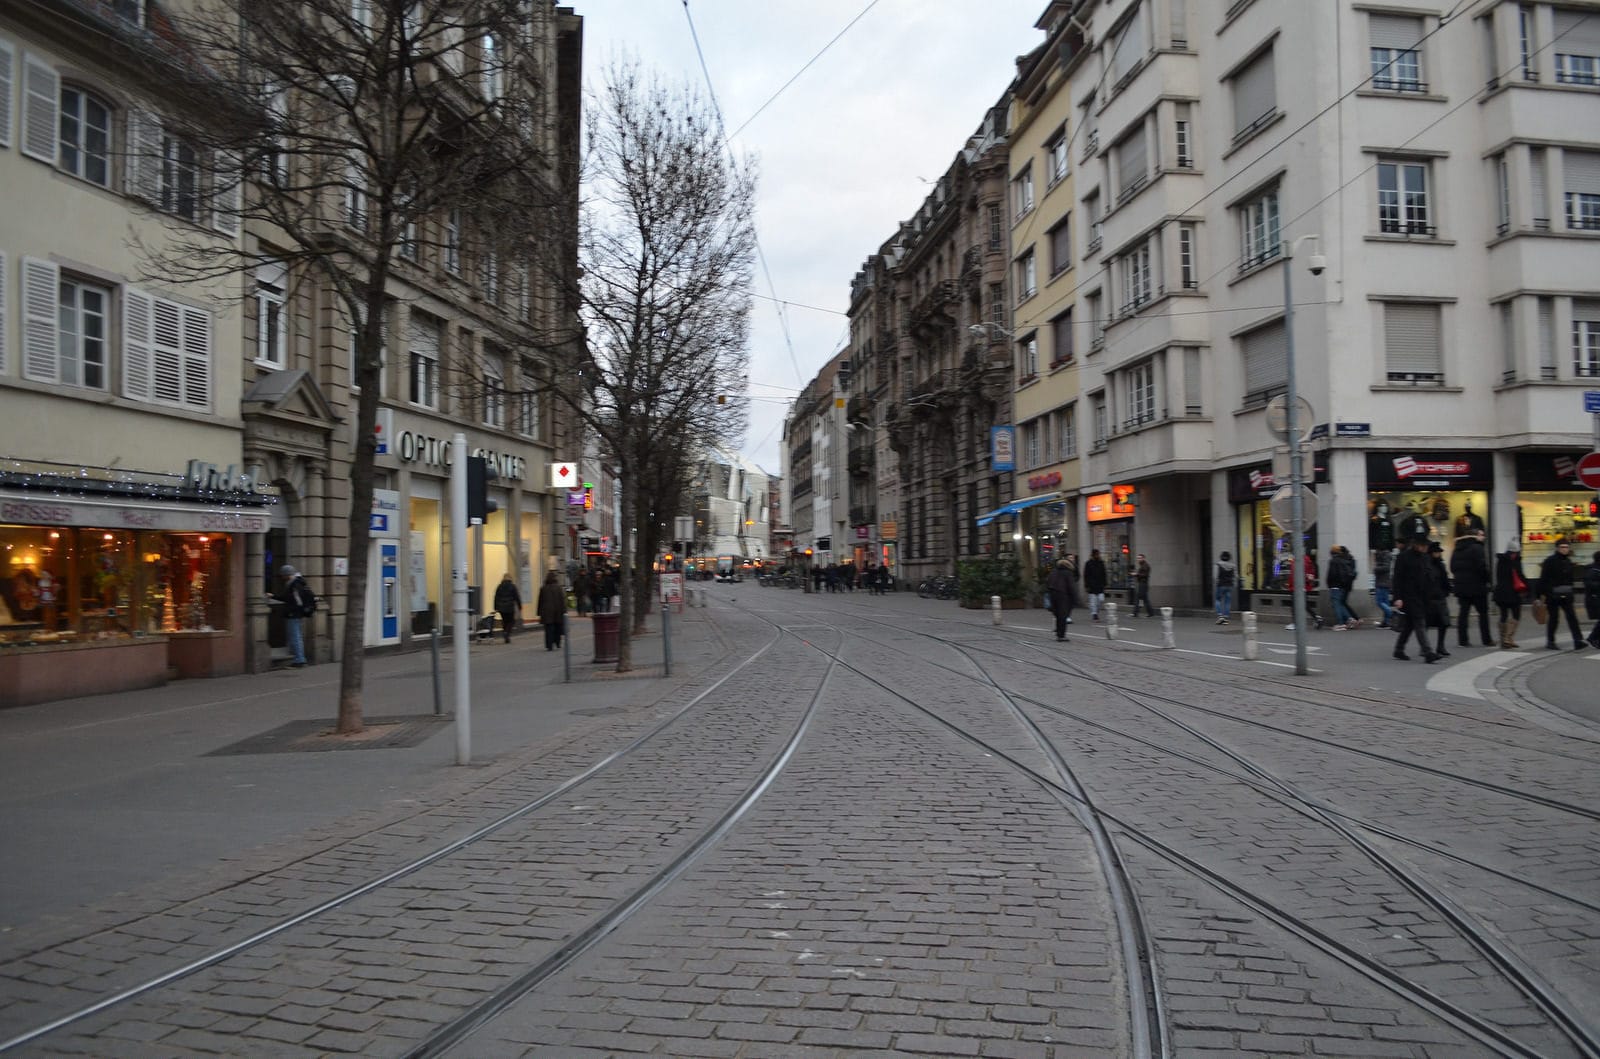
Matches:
[[1513, 452, 1599, 571], [0, 463, 271, 706], [1228, 461, 1328, 594], [1085, 485, 1137, 589], [1364, 452, 1493, 572]]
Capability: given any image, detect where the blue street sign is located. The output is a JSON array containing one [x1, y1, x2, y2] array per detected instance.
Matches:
[[370, 513, 389, 531], [1585, 391, 1600, 414]]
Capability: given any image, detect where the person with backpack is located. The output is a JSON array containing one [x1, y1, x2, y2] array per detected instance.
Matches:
[[492, 572, 522, 644], [272, 565, 315, 668], [1214, 551, 1236, 625]]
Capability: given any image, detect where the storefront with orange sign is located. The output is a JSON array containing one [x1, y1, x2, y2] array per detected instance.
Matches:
[[1085, 485, 1138, 589]]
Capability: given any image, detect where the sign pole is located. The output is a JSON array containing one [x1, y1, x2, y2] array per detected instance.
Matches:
[[1283, 247, 1309, 676], [451, 433, 471, 765]]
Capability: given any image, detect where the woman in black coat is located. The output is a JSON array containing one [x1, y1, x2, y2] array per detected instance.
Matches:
[[1492, 538, 1529, 649], [1045, 560, 1081, 642], [536, 571, 568, 651]]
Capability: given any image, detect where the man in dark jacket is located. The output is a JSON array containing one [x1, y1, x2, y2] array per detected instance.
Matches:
[[1425, 541, 1453, 659], [1045, 560, 1082, 641], [1391, 536, 1437, 663], [1449, 529, 1493, 647], [1538, 538, 1586, 650], [1083, 550, 1108, 621], [492, 572, 522, 644]]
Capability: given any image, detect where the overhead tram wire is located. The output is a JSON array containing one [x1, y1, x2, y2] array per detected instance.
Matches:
[[727, 0, 885, 141]]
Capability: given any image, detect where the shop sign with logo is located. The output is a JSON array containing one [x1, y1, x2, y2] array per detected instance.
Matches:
[[1085, 485, 1137, 522], [1366, 452, 1493, 489], [389, 428, 527, 481], [990, 426, 1015, 472], [1227, 458, 1331, 502], [879, 520, 898, 541], [370, 488, 400, 537], [1028, 470, 1063, 491], [1515, 452, 1595, 489]]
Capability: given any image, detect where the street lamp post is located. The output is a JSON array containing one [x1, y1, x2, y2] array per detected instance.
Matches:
[[1282, 234, 1324, 676]]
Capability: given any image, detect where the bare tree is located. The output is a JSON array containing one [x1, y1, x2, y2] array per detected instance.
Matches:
[[134, 0, 578, 731], [555, 61, 756, 671]]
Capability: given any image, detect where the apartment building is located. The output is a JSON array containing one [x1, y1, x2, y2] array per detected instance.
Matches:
[[1047, 0, 1600, 608], [0, 1, 584, 702]]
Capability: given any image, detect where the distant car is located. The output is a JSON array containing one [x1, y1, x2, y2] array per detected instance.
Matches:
[[715, 570, 740, 583]]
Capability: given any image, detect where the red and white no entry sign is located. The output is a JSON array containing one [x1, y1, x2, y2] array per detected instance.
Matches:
[[1576, 451, 1600, 490]]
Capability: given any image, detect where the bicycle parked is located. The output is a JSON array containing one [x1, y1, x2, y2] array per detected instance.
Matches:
[[916, 575, 959, 600]]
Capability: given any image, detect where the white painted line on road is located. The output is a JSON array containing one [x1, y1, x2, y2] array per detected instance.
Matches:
[[1424, 650, 1522, 700]]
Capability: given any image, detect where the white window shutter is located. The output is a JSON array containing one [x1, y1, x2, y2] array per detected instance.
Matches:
[[21, 53, 58, 163], [123, 287, 155, 400], [20, 256, 59, 382], [0, 252, 7, 374], [211, 151, 241, 236], [180, 304, 212, 409], [151, 297, 184, 404], [0, 39, 15, 148], [125, 108, 163, 202]]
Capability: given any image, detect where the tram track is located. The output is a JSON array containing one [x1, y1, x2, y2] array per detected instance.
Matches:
[[771, 599, 1600, 1058]]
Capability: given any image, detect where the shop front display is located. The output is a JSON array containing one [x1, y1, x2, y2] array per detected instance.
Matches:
[[1085, 487, 1135, 589], [1364, 452, 1493, 573], [1514, 452, 1600, 571], [1227, 461, 1328, 594]]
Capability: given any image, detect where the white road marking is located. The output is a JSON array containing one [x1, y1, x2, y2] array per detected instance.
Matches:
[[1423, 650, 1522, 700]]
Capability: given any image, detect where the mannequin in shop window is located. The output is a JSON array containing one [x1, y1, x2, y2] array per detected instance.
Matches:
[[1455, 500, 1485, 538], [1370, 500, 1396, 552]]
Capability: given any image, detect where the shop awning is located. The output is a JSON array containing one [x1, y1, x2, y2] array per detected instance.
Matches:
[[975, 493, 1062, 527]]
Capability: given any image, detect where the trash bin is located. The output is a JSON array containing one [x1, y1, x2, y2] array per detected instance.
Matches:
[[592, 611, 620, 663]]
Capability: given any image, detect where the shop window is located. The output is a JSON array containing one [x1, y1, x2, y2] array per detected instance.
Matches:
[[0, 526, 231, 644], [1235, 501, 1318, 593]]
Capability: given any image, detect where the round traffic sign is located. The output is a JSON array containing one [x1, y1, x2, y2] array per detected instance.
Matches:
[[1577, 451, 1600, 490]]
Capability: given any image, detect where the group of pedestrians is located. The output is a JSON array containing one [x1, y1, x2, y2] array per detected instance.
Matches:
[[1042, 549, 1160, 640], [810, 561, 891, 594]]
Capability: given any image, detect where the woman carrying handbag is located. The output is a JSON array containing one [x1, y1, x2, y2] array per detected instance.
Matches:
[[1493, 538, 1527, 648]]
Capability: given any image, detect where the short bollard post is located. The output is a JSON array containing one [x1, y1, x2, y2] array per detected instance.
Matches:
[[991, 595, 1002, 625], [1241, 611, 1259, 660], [1160, 606, 1175, 648], [1104, 600, 1119, 639]]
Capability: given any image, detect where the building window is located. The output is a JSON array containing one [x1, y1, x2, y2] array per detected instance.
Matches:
[[517, 361, 543, 437], [1115, 124, 1149, 203], [1496, 154, 1511, 235], [1240, 317, 1287, 404], [1553, 10, 1600, 85], [1061, 403, 1078, 458], [345, 161, 367, 231], [1178, 223, 1197, 288], [1048, 216, 1072, 277], [55, 276, 111, 389], [1238, 186, 1280, 271], [1539, 296, 1557, 378], [1500, 300, 1517, 382], [1125, 360, 1155, 428], [483, 348, 504, 428], [1119, 240, 1152, 315], [59, 86, 112, 187], [125, 289, 213, 410], [1085, 191, 1103, 253], [987, 203, 1004, 250], [348, 305, 387, 395], [408, 313, 441, 408], [483, 245, 500, 303], [445, 209, 462, 275], [262, 83, 289, 185], [1378, 160, 1432, 235], [1175, 108, 1193, 168], [1088, 292, 1105, 351], [1091, 393, 1108, 447], [254, 261, 287, 367], [482, 33, 504, 101], [1230, 46, 1277, 143], [1563, 151, 1600, 229], [1369, 14, 1426, 92], [1051, 310, 1074, 367], [1017, 332, 1038, 380], [1023, 421, 1040, 468], [1016, 250, 1037, 302], [1520, 5, 1536, 81], [1013, 165, 1035, 220], [1383, 301, 1443, 383], [988, 282, 1005, 325], [161, 133, 200, 222], [1574, 302, 1600, 377], [1046, 125, 1069, 185]]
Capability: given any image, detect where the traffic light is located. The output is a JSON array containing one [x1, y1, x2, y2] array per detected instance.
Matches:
[[1590, 498, 1599, 517], [467, 456, 499, 525]]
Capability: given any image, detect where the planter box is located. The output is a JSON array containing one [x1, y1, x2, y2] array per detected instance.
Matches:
[[0, 637, 169, 708]]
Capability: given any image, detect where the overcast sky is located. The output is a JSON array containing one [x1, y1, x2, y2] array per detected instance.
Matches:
[[573, 0, 1048, 476]]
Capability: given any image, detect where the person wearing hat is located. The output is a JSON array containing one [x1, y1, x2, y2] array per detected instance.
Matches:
[[1424, 540, 1453, 659], [270, 565, 314, 667], [1493, 536, 1528, 648], [1045, 558, 1082, 642], [1390, 534, 1437, 662]]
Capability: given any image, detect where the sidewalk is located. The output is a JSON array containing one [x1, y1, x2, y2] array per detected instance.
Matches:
[[0, 606, 714, 936]]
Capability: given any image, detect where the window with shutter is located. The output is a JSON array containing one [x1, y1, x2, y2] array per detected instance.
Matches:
[[1230, 47, 1276, 141], [1553, 10, 1600, 84], [1369, 14, 1425, 91], [1530, 148, 1549, 227], [1574, 301, 1600, 377], [1500, 301, 1517, 382], [255, 261, 288, 367], [21, 53, 58, 163], [1116, 125, 1148, 201], [1539, 296, 1556, 378], [0, 40, 15, 149], [1240, 317, 1287, 402], [151, 298, 185, 404], [212, 152, 241, 236], [123, 288, 153, 400], [1383, 302, 1443, 382], [20, 256, 59, 382], [1049, 217, 1072, 276], [1562, 151, 1600, 230], [180, 305, 211, 409]]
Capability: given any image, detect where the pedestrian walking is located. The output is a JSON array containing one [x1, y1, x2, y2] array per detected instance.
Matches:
[[492, 572, 521, 644], [537, 571, 567, 651], [1538, 538, 1587, 650], [1286, 552, 1325, 631], [573, 567, 593, 617], [1391, 535, 1438, 663], [1425, 541, 1453, 658], [596, 565, 618, 614], [1045, 559, 1082, 641], [1214, 551, 1236, 624], [1326, 546, 1361, 629], [1584, 550, 1600, 649], [1131, 554, 1154, 617], [271, 565, 316, 667], [1083, 550, 1107, 621], [1372, 548, 1395, 628], [1493, 537, 1528, 648], [1449, 528, 1493, 647]]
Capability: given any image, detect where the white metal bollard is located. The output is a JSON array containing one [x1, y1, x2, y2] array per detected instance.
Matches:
[[1241, 611, 1259, 660], [1103, 600, 1119, 639], [1160, 606, 1175, 648], [991, 595, 1002, 625]]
